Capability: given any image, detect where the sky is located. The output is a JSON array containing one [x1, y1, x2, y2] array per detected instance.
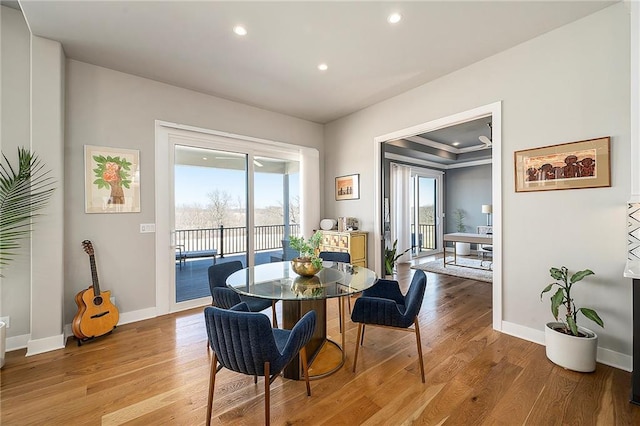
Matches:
[[174, 165, 299, 209]]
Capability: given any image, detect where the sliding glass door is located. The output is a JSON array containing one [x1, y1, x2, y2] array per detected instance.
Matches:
[[170, 141, 303, 307], [252, 155, 300, 265], [156, 122, 319, 314], [173, 145, 248, 303]]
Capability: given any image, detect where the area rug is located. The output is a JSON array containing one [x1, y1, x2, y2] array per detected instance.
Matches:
[[411, 257, 492, 283]]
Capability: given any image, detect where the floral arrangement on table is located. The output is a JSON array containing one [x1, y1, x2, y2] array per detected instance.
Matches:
[[289, 231, 323, 276]]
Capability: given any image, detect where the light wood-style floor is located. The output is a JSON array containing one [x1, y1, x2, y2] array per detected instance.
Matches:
[[2, 262, 639, 425]]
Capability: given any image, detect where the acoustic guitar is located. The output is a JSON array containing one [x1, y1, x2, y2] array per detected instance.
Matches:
[[71, 287, 87, 340], [75, 240, 119, 339]]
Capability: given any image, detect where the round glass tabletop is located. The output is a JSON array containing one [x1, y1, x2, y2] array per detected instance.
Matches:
[[226, 261, 378, 300]]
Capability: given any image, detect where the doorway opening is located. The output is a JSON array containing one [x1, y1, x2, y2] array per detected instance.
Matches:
[[374, 101, 503, 331]]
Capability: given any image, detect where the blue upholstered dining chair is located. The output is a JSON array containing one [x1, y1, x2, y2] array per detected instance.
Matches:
[[208, 261, 278, 327], [350, 269, 427, 383], [319, 251, 352, 331], [319, 251, 350, 264], [204, 303, 316, 426]]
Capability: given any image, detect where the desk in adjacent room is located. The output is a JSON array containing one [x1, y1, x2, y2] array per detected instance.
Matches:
[[443, 232, 493, 269]]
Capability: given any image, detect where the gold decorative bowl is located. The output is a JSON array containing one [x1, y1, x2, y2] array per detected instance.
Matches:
[[291, 258, 322, 277]]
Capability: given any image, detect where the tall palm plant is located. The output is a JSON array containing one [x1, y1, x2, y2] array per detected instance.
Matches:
[[0, 148, 55, 269]]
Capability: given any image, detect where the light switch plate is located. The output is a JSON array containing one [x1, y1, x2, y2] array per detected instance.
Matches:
[[140, 223, 156, 233]]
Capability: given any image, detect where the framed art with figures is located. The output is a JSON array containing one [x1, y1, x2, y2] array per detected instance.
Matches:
[[514, 137, 610, 193], [335, 174, 360, 200]]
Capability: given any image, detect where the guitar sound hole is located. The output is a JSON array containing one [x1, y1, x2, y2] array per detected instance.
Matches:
[[93, 296, 103, 305]]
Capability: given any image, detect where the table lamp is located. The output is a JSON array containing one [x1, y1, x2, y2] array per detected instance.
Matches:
[[482, 204, 492, 226]]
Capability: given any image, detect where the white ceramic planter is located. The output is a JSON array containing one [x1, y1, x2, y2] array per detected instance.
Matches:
[[545, 322, 597, 372], [455, 242, 471, 256], [0, 321, 5, 369]]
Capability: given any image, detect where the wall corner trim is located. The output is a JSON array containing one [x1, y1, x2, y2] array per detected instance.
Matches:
[[26, 333, 64, 356]]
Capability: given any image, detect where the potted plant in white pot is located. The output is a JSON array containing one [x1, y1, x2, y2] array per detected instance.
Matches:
[[453, 208, 470, 255], [540, 266, 604, 372], [289, 231, 323, 277], [0, 148, 55, 368]]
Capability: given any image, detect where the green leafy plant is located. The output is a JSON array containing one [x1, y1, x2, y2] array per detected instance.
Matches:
[[289, 231, 323, 269], [454, 208, 466, 232], [0, 148, 55, 269], [540, 266, 604, 337], [92, 155, 132, 190], [384, 239, 410, 275]]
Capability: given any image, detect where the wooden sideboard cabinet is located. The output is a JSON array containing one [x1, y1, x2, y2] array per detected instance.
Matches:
[[319, 230, 368, 267]]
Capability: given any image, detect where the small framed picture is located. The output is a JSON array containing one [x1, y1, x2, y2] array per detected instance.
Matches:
[[85, 145, 140, 213], [514, 137, 610, 193], [335, 174, 360, 200]]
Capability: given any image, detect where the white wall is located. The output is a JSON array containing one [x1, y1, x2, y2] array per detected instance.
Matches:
[[324, 4, 631, 363], [64, 60, 324, 325], [0, 6, 33, 339]]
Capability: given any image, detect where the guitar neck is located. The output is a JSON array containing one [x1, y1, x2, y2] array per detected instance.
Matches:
[[89, 254, 101, 296]]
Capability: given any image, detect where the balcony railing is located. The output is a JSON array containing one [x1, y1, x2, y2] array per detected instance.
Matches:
[[175, 224, 301, 257], [177, 223, 435, 258], [411, 224, 436, 250]]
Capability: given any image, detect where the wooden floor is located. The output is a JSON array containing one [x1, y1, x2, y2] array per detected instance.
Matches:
[[2, 262, 639, 425]]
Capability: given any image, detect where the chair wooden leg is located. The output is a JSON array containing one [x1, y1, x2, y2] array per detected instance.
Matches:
[[353, 323, 363, 373], [206, 353, 218, 426], [264, 361, 270, 426], [271, 301, 278, 328], [414, 319, 425, 383], [360, 324, 366, 346], [300, 347, 311, 396]]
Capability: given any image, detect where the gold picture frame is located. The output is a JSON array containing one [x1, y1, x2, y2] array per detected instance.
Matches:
[[335, 174, 360, 200], [514, 137, 610, 193], [85, 145, 140, 213]]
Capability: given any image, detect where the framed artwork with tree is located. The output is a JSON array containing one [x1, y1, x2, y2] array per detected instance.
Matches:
[[84, 145, 140, 213]]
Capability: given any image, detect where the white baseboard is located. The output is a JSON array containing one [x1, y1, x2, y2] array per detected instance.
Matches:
[[11, 307, 160, 353], [6, 333, 30, 351], [501, 320, 632, 372], [26, 333, 65, 356], [118, 307, 158, 325]]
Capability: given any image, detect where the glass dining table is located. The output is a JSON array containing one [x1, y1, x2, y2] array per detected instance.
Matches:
[[226, 260, 378, 380]]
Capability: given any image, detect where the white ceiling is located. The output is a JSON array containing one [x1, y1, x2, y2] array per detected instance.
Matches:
[[18, 0, 616, 124]]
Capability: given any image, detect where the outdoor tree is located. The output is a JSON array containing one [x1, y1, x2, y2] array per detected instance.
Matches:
[[207, 189, 232, 226], [175, 202, 214, 229]]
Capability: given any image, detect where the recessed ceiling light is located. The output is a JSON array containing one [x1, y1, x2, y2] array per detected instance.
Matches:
[[202, 157, 208, 160], [388, 13, 402, 24], [452, 142, 460, 147], [233, 26, 247, 36], [318, 63, 328, 71]]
